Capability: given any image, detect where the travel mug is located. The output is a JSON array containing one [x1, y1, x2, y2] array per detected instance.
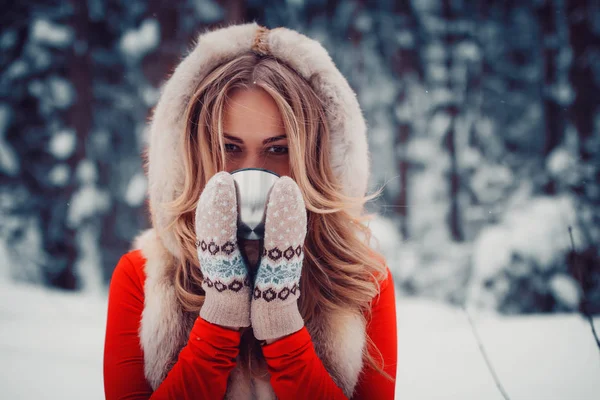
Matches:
[[231, 168, 280, 273], [231, 168, 280, 240]]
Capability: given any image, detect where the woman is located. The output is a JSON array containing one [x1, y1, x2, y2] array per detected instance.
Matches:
[[103, 23, 397, 399]]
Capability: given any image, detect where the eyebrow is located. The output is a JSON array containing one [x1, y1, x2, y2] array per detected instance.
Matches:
[[224, 133, 287, 145]]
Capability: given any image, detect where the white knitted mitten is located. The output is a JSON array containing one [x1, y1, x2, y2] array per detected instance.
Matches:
[[195, 172, 251, 328], [251, 177, 307, 340]]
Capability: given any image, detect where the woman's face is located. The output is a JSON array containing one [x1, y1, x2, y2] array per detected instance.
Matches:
[[222, 87, 290, 177]]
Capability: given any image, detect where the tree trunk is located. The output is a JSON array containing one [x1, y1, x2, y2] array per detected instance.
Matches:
[[442, 0, 464, 242], [47, 0, 93, 289], [538, 0, 566, 161], [220, 0, 246, 24], [567, 0, 600, 160], [393, 1, 421, 240]]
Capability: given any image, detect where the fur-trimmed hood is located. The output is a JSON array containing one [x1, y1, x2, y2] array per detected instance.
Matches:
[[136, 23, 371, 399], [147, 22, 370, 259]]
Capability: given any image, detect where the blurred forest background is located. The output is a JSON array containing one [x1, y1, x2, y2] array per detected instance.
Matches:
[[0, 0, 598, 316]]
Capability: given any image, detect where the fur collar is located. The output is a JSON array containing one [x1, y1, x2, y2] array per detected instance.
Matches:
[[134, 229, 366, 398]]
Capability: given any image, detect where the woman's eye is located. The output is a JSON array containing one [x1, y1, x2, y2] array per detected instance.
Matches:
[[225, 143, 241, 152], [267, 146, 289, 155]]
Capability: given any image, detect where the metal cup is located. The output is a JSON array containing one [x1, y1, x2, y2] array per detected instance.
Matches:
[[231, 168, 280, 240]]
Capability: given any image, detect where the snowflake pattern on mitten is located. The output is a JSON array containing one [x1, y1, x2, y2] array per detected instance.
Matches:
[[251, 176, 307, 340], [195, 172, 251, 327]]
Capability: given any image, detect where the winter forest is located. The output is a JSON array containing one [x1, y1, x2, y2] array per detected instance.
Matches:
[[1, 0, 600, 398]]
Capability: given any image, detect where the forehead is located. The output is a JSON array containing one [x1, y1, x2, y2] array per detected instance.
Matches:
[[222, 87, 285, 140]]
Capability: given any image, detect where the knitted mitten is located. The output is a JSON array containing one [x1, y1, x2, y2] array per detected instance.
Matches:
[[195, 172, 251, 328], [251, 176, 307, 341]]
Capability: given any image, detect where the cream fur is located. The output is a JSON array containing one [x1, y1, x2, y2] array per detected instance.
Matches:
[[134, 230, 197, 389], [139, 22, 372, 398]]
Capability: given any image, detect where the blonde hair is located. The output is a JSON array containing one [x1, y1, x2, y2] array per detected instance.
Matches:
[[168, 52, 391, 380]]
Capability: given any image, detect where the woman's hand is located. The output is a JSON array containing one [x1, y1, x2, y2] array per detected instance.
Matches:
[[195, 172, 251, 330], [251, 176, 307, 341]]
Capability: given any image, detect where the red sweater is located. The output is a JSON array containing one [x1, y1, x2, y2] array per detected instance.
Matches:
[[103, 249, 397, 399]]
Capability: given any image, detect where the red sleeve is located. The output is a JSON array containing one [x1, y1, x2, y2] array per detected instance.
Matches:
[[353, 268, 397, 399], [103, 252, 241, 399], [262, 327, 347, 398], [262, 268, 397, 400]]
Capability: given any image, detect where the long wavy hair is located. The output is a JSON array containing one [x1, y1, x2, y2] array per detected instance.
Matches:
[[168, 52, 391, 381]]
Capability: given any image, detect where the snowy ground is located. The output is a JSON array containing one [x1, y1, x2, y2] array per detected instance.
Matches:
[[1, 282, 599, 399]]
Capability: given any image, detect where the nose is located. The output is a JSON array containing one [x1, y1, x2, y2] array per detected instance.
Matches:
[[238, 152, 264, 170]]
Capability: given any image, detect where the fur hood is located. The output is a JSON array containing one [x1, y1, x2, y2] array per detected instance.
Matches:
[[136, 23, 371, 398], [147, 22, 370, 259]]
